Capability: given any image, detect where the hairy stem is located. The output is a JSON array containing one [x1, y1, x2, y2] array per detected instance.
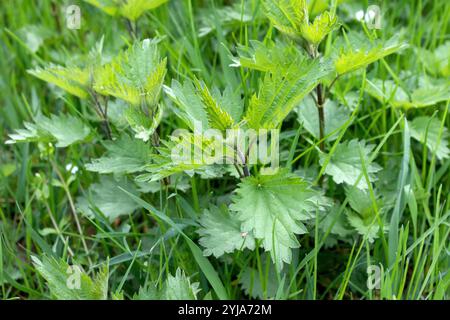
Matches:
[[316, 83, 325, 152]]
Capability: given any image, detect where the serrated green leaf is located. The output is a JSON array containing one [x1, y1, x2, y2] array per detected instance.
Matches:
[[300, 10, 339, 46], [197, 205, 255, 258], [232, 40, 305, 73], [94, 39, 166, 107], [164, 79, 209, 130], [334, 33, 407, 75], [320, 139, 382, 189], [366, 78, 450, 109], [85, 0, 168, 21], [195, 80, 236, 131], [133, 268, 199, 300], [230, 170, 329, 269], [32, 255, 108, 300], [86, 134, 151, 174], [76, 176, 141, 222], [6, 114, 90, 148], [262, 0, 308, 38], [28, 65, 90, 98], [245, 56, 333, 130]]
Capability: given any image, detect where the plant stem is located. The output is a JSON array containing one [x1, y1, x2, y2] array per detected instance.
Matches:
[[316, 83, 325, 152]]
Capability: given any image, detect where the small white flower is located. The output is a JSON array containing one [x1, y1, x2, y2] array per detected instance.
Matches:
[[355, 10, 365, 21], [65, 164, 79, 175]]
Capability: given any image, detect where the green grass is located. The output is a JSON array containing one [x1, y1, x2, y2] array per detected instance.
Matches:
[[0, 0, 449, 300]]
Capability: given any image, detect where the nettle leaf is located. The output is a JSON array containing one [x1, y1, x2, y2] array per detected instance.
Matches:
[[94, 39, 167, 107], [232, 40, 305, 73], [320, 139, 382, 190], [165, 79, 242, 131], [28, 65, 90, 98], [85, 0, 168, 21], [76, 176, 141, 222], [366, 78, 450, 109], [136, 133, 224, 182], [86, 134, 151, 174], [295, 95, 350, 141], [195, 80, 236, 131], [230, 170, 329, 269], [334, 33, 407, 75], [345, 186, 386, 243], [84, 0, 119, 16], [134, 268, 199, 300], [6, 114, 90, 148], [125, 104, 164, 141], [32, 255, 108, 300], [245, 56, 333, 130], [409, 116, 450, 160], [120, 0, 168, 20], [300, 11, 339, 46], [164, 79, 209, 130], [262, 0, 308, 38], [197, 205, 256, 258]]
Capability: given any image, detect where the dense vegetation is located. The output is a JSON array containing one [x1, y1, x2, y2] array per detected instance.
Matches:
[[0, 0, 449, 300]]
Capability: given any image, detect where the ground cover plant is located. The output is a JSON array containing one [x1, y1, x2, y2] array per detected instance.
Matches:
[[0, 0, 449, 300]]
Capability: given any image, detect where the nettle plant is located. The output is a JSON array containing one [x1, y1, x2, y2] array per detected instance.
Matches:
[[9, 0, 449, 299]]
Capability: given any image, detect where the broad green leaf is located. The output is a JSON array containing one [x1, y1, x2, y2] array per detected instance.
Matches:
[[164, 79, 209, 130], [165, 80, 243, 131], [76, 176, 141, 222], [94, 39, 166, 107], [232, 40, 305, 73], [300, 11, 339, 46], [319, 139, 382, 189], [6, 114, 90, 148], [120, 0, 168, 21], [262, 0, 308, 38], [86, 134, 151, 174], [245, 56, 333, 129], [32, 255, 108, 300], [134, 268, 199, 300], [409, 116, 449, 160], [345, 186, 386, 243], [125, 104, 164, 141], [334, 33, 407, 75], [85, 0, 168, 21], [28, 65, 90, 98], [295, 95, 350, 141], [210, 85, 243, 123], [164, 268, 200, 300], [84, 0, 119, 16], [197, 205, 255, 258], [195, 81, 236, 131], [366, 78, 450, 109], [230, 170, 329, 269]]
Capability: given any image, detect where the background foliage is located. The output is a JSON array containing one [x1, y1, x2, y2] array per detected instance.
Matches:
[[0, 0, 449, 300]]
